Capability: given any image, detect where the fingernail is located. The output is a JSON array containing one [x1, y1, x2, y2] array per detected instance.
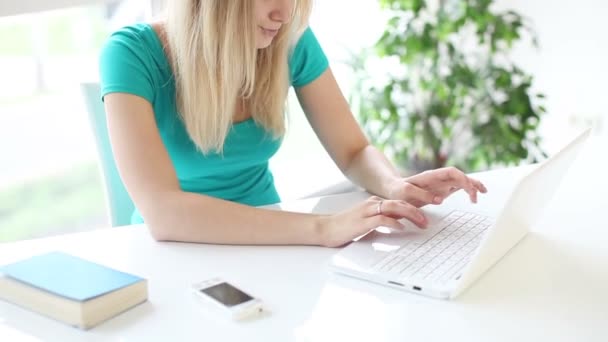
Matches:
[[433, 196, 442, 204]]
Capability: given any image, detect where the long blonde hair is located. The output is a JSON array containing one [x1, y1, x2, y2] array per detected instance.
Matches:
[[165, 0, 312, 153]]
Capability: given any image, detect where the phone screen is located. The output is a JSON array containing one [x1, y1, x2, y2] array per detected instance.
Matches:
[[200, 282, 254, 307]]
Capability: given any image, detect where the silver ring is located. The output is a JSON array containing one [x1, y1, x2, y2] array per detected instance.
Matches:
[[377, 200, 383, 215]]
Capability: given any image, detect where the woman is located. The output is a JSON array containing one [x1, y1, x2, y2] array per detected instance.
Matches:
[[99, 0, 487, 247]]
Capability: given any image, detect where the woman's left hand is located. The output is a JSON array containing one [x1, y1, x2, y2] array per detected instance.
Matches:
[[387, 167, 488, 208]]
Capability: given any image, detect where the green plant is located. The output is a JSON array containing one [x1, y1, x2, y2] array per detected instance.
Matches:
[[350, 0, 546, 172]]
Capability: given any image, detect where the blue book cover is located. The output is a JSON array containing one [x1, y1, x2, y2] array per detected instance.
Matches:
[[0, 251, 145, 302]]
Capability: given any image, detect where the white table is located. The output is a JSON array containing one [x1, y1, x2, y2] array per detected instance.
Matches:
[[1, 135, 607, 342]]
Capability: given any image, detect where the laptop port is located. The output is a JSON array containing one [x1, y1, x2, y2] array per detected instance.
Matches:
[[387, 281, 404, 287], [412, 286, 422, 291]]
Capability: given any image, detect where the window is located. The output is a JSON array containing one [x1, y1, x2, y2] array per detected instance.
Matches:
[[0, 1, 153, 242]]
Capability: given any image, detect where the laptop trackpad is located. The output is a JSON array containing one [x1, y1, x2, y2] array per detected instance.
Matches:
[[333, 228, 431, 271]]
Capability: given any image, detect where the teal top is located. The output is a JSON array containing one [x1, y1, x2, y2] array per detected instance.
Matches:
[[99, 23, 329, 224]]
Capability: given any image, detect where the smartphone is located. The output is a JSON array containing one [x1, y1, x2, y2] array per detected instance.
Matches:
[[191, 278, 264, 320]]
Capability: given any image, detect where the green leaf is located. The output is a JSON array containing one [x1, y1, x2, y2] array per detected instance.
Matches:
[[348, 0, 545, 172]]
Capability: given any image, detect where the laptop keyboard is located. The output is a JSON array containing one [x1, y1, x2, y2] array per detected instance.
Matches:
[[372, 210, 494, 285]]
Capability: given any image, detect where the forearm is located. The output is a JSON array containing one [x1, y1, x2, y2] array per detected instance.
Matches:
[[344, 145, 401, 198], [141, 191, 325, 245]]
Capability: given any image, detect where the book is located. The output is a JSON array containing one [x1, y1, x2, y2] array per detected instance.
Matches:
[[0, 251, 148, 330]]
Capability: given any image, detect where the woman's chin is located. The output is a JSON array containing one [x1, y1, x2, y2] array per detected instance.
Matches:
[[256, 38, 274, 49]]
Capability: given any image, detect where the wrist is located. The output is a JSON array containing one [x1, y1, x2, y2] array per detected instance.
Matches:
[[381, 176, 403, 199], [313, 215, 332, 247]]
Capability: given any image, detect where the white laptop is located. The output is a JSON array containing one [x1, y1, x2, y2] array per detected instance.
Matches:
[[329, 128, 591, 299]]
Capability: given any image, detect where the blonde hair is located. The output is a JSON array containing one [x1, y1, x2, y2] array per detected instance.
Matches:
[[165, 0, 312, 153]]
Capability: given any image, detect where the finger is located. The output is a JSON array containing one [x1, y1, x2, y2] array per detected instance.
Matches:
[[367, 215, 406, 231], [470, 183, 478, 203], [366, 195, 382, 203], [471, 178, 488, 193], [408, 199, 429, 208], [444, 167, 479, 203], [445, 183, 478, 203], [465, 177, 477, 203], [466, 177, 489, 202], [365, 197, 385, 217], [376, 200, 428, 228], [401, 182, 443, 205]]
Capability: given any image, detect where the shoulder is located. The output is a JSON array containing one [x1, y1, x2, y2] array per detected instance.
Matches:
[[106, 23, 156, 45], [289, 27, 329, 87], [99, 23, 165, 103], [291, 27, 320, 54], [100, 23, 162, 62]]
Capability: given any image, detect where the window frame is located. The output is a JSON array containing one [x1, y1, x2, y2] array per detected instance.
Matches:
[[0, 0, 163, 18]]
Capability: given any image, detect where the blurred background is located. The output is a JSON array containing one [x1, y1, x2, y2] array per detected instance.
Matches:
[[0, 0, 605, 242]]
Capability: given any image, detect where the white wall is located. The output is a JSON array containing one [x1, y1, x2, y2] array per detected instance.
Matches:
[[496, 0, 608, 151]]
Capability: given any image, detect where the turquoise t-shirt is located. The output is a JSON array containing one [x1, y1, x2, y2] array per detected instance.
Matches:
[[99, 23, 329, 224]]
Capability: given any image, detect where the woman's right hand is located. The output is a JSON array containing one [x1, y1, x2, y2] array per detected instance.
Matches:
[[318, 196, 428, 248]]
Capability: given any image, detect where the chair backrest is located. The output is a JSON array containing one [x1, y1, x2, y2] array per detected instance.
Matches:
[[81, 82, 134, 226]]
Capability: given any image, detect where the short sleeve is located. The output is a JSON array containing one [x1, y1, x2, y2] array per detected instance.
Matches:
[[99, 26, 155, 103], [289, 27, 329, 88]]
